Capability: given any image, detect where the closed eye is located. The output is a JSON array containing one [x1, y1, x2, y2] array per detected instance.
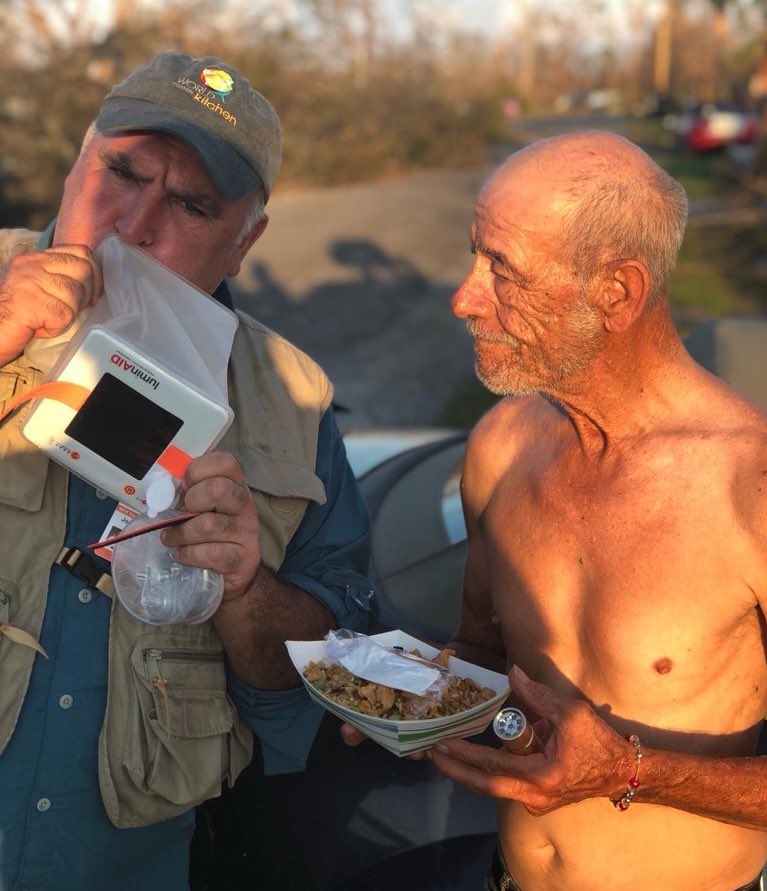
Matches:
[[107, 161, 139, 183], [170, 194, 209, 218]]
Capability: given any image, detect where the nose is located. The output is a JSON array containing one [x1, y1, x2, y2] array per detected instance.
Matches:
[[452, 270, 490, 320], [115, 194, 159, 247]]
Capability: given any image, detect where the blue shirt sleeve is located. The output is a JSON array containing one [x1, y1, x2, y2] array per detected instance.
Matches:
[[228, 407, 374, 774]]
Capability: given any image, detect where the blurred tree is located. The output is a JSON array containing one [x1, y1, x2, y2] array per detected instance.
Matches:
[[2, 0, 766, 228], [647, 0, 766, 104], [654, 0, 676, 97]]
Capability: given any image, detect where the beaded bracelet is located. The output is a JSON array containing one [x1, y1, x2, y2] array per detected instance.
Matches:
[[610, 733, 642, 812]]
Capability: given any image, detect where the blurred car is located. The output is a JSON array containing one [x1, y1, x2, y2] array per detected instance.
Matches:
[[671, 101, 759, 152], [346, 428, 468, 644]]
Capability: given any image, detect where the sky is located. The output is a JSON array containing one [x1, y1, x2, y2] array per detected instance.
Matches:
[[38, 0, 742, 56], [51, 0, 664, 42]]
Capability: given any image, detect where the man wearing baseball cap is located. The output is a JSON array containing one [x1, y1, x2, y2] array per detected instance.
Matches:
[[0, 52, 373, 890], [95, 51, 282, 203]]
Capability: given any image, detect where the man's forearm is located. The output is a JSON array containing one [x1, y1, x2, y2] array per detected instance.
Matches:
[[635, 747, 767, 831], [212, 565, 336, 689]]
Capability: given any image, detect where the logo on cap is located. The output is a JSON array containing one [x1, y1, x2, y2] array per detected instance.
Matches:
[[200, 68, 234, 100]]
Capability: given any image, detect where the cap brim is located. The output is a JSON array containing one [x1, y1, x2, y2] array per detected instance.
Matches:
[[96, 99, 261, 201]]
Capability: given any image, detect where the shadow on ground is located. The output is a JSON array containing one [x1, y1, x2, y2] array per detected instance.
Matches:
[[233, 238, 475, 429]]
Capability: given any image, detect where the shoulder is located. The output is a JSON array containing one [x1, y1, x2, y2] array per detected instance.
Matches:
[[693, 374, 767, 458], [231, 310, 333, 414], [466, 393, 560, 463], [693, 378, 767, 545], [462, 394, 558, 516], [233, 310, 323, 374]]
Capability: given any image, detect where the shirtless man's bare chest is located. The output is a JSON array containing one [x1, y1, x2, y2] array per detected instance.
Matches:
[[466, 390, 767, 890], [485, 396, 767, 741]]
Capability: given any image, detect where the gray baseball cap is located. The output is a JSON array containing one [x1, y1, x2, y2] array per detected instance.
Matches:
[[95, 52, 282, 202]]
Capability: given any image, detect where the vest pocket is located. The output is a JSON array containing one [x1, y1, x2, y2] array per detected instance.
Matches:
[[126, 636, 240, 805]]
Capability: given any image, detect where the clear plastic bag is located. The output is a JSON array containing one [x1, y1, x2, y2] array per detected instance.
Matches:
[[111, 511, 224, 625], [26, 235, 237, 402], [24, 236, 237, 516], [324, 629, 448, 696]]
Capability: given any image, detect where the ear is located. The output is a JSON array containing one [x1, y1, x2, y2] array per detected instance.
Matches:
[[226, 215, 269, 278], [596, 259, 651, 333]]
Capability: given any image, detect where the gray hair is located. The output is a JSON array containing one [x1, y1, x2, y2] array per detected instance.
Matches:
[[235, 195, 267, 245], [80, 122, 98, 154], [560, 157, 688, 305]]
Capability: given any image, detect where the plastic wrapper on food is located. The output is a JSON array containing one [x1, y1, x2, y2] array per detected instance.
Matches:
[[323, 629, 448, 696]]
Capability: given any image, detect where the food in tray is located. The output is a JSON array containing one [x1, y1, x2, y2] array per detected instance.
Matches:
[[302, 647, 496, 720]]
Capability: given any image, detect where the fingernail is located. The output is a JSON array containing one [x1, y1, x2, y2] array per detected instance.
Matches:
[[512, 664, 530, 682], [433, 743, 449, 754]]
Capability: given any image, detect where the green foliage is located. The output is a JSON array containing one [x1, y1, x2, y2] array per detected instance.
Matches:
[[669, 262, 748, 314], [673, 220, 767, 315], [657, 151, 742, 199], [0, 4, 508, 227]]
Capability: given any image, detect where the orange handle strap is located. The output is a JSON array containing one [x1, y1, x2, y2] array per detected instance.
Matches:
[[0, 380, 91, 423]]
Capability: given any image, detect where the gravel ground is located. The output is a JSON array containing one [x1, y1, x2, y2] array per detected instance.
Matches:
[[231, 165, 493, 429]]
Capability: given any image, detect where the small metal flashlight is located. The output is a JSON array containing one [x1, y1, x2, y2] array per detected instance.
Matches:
[[492, 707, 544, 754]]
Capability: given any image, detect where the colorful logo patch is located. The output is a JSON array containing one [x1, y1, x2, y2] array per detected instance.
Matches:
[[200, 67, 234, 99]]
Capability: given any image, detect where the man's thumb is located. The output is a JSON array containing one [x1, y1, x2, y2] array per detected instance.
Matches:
[[509, 664, 557, 717]]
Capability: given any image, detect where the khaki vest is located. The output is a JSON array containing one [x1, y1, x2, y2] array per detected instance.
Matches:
[[0, 229, 333, 827]]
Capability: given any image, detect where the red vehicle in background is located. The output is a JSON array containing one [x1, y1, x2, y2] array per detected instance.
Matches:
[[674, 101, 759, 152]]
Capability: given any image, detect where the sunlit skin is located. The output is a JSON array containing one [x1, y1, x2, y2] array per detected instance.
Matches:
[[54, 130, 264, 294], [430, 134, 767, 890], [0, 128, 335, 689], [452, 168, 604, 397], [343, 133, 767, 891]]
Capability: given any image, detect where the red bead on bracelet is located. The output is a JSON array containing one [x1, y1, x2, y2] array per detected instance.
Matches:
[[611, 733, 642, 812]]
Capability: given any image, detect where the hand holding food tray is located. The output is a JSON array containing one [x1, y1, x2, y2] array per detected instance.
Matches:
[[285, 630, 510, 756]]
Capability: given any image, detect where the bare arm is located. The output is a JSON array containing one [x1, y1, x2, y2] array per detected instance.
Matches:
[[451, 420, 508, 672], [430, 667, 767, 831], [637, 748, 767, 831], [211, 564, 335, 687], [451, 515, 506, 672], [162, 450, 336, 689]]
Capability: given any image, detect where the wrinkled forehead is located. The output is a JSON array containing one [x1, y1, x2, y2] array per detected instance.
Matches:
[[91, 128, 207, 166], [83, 129, 231, 199], [474, 160, 573, 252]]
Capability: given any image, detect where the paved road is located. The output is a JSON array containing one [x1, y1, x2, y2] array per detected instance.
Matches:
[[232, 165, 493, 429]]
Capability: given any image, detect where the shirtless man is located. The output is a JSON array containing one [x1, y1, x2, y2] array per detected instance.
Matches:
[[426, 131, 767, 891]]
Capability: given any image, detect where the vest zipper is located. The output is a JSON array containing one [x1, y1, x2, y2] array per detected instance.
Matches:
[[143, 647, 223, 683]]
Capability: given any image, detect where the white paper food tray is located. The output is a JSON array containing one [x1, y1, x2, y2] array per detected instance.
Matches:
[[286, 630, 510, 756]]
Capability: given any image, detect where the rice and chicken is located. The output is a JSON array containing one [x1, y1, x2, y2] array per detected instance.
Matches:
[[302, 646, 496, 720]]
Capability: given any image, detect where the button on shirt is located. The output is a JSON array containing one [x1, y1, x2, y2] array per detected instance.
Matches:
[[0, 406, 372, 888]]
